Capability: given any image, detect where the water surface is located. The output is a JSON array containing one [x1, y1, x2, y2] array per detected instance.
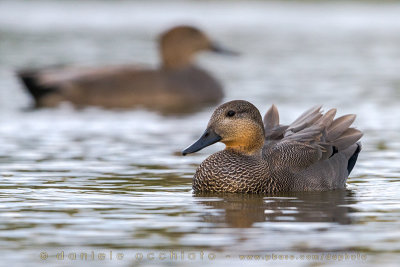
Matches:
[[1, 1, 400, 266]]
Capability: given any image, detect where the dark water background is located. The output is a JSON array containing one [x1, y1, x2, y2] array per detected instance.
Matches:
[[1, 1, 400, 266]]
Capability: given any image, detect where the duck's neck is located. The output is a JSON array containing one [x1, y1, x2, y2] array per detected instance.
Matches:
[[225, 146, 263, 157], [160, 47, 193, 70], [223, 128, 265, 157]]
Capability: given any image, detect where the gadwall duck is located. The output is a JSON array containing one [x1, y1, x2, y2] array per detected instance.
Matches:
[[17, 25, 236, 113], [182, 100, 363, 193]]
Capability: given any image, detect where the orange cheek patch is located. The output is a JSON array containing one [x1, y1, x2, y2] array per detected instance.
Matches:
[[223, 127, 258, 149]]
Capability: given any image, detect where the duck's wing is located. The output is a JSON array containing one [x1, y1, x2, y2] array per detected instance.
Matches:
[[263, 104, 324, 152], [263, 104, 288, 141], [263, 107, 363, 171]]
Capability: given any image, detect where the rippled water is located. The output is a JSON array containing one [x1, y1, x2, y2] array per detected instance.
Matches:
[[1, 0, 400, 266]]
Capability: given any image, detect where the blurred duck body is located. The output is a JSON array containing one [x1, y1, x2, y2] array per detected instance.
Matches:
[[182, 100, 363, 193], [18, 26, 234, 114]]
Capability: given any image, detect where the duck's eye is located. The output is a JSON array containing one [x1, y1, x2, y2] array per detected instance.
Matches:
[[227, 110, 236, 117]]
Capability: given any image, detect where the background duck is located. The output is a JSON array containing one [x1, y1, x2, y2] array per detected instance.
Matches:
[[17, 25, 236, 114], [182, 100, 363, 193]]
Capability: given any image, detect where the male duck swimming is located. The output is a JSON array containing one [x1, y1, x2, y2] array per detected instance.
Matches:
[[182, 100, 363, 193], [18, 25, 236, 113]]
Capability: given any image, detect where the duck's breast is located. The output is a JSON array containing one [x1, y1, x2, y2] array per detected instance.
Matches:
[[163, 66, 224, 105], [193, 151, 272, 193]]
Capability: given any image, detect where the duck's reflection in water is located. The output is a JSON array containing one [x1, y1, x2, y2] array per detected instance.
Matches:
[[194, 190, 356, 228]]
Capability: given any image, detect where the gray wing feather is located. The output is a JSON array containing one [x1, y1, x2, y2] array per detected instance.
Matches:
[[263, 105, 288, 141], [263, 105, 363, 171]]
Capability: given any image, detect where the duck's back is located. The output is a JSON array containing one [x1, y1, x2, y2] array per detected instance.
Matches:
[[18, 65, 223, 113]]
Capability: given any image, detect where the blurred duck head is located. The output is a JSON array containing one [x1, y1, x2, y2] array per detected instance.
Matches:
[[159, 25, 238, 69]]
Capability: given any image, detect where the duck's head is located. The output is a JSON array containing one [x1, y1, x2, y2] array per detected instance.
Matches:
[[160, 25, 237, 69], [182, 100, 265, 156]]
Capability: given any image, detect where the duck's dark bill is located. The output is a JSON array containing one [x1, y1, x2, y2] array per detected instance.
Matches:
[[210, 43, 239, 56], [182, 129, 222, 156]]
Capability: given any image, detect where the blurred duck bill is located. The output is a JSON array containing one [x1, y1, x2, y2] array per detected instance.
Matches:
[[210, 43, 239, 56]]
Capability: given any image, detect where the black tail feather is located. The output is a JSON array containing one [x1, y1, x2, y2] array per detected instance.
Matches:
[[347, 143, 361, 175], [17, 70, 54, 106]]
